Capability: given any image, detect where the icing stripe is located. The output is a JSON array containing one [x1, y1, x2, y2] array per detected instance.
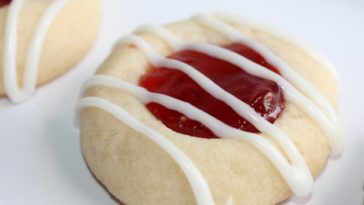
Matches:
[[211, 13, 340, 82], [136, 25, 183, 50], [79, 74, 313, 197], [76, 96, 214, 205], [3, 0, 69, 103]]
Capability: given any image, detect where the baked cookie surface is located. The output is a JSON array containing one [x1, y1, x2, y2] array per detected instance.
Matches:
[[0, 0, 102, 102], [78, 14, 340, 205]]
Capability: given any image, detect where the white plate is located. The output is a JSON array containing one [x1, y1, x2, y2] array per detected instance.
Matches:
[[1, 0, 363, 204]]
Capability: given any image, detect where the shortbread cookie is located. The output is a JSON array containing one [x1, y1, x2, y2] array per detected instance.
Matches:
[[77, 14, 342, 205], [0, 0, 102, 102]]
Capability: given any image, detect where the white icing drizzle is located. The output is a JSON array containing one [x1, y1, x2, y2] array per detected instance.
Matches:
[[77, 14, 342, 205], [136, 22, 341, 156], [3, 0, 69, 103], [79, 74, 313, 197], [194, 14, 342, 155]]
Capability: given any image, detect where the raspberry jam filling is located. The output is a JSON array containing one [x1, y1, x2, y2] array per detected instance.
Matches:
[[0, 0, 11, 7], [139, 43, 285, 139]]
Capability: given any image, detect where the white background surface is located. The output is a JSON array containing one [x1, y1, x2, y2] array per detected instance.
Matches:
[[1, 0, 363, 204]]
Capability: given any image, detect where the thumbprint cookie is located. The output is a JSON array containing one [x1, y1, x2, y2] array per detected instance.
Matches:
[[77, 14, 342, 205]]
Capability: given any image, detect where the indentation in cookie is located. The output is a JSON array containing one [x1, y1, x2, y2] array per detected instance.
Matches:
[[140, 43, 285, 139]]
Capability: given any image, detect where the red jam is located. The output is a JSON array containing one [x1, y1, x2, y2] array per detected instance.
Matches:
[[139, 43, 285, 139], [0, 0, 11, 7]]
